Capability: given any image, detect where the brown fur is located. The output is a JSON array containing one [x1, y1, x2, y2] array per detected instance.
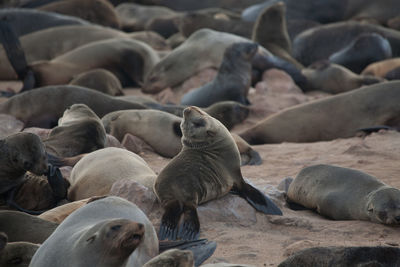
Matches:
[[69, 69, 123, 96]]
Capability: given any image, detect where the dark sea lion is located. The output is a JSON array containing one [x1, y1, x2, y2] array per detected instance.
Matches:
[[38, 0, 120, 28], [252, 2, 303, 69], [361, 58, 400, 78], [69, 69, 123, 96], [240, 80, 400, 144], [0, 210, 58, 243], [154, 106, 282, 241], [329, 33, 392, 73], [0, 85, 146, 128], [287, 164, 400, 224], [0, 8, 89, 37], [0, 237, 40, 267], [278, 246, 400, 267], [43, 104, 106, 157], [180, 42, 258, 107], [293, 21, 400, 66], [68, 147, 157, 200], [30, 38, 159, 87], [302, 61, 383, 94], [29, 196, 159, 267]]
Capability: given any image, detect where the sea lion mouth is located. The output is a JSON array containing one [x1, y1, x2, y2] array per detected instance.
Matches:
[[121, 233, 143, 249]]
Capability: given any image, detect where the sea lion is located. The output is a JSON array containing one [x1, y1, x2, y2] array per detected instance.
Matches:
[[0, 236, 40, 267], [43, 104, 106, 157], [0, 8, 89, 37], [302, 61, 383, 94], [239, 80, 400, 144], [30, 38, 160, 87], [38, 0, 120, 28], [154, 106, 282, 241], [142, 249, 193, 267], [293, 21, 400, 66], [29, 196, 159, 267], [385, 66, 400, 80], [361, 57, 400, 78], [286, 164, 400, 224], [329, 33, 392, 73], [69, 69, 123, 96], [180, 42, 257, 107], [143, 28, 304, 94], [0, 210, 58, 243], [0, 85, 147, 128], [68, 147, 157, 200]]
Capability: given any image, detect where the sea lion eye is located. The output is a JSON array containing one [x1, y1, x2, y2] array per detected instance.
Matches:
[[86, 235, 96, 243], [8, 257, 22, 264], [132, 234, 142, 241], [111, 225, 121, 231]]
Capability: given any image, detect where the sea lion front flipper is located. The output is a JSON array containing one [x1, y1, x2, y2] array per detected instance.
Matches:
[[246, 149, 262, 166], [357, 125, 397, 134], [5, 187, 43, 215], [177, 204, 200, 241], [234, 182, 283, 215], [159, 200, 184, 241], [46, 164, 68, 200]]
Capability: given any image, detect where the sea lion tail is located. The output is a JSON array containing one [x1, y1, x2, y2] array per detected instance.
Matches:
[[159, 239, 217, 267], [233, 182, 283, 215], [0, 18, 35, 94]]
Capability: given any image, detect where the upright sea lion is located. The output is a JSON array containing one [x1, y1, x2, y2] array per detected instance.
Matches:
[[154, 106, 282, 241], [29, 196, 159, 267], [43, 104, 106, 157], [361, 57, 400, 78], [0, 210, 58, 243], [286, 164, 400, 224], [30, 38, 159, 87], [293, 21, 400, 66], [329, 33, 392, 73], [0, 85, 146, 128], [0, 8, 89, 37], [38, 0, 120, 28], [239, 80, 400, 144], [69, 69, 123, 96], [68, 147, 157, 200], [180, 42, 257, 107], [302, 61, 383, 94]]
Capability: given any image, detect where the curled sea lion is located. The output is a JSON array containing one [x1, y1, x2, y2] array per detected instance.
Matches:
[[29, 196, 158, 267], [38, 0, 120, 28], [180, 42, 257, 107], [43, 104, 106, 157], [302, 61, 383, 94], [286, 164, 400, 224], [68, 147, 157, 200], [328, 33, 392, 73], [240, 80, 400, 144], [154, 106, 282, 241], [361, 57, 400, 78], [69, 69, 123, 96], [0, 85, 146, 128]]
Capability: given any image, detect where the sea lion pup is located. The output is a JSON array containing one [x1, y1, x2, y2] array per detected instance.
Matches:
[[30, 38, 160, 87], [286, 164, 400, 225], [154, 106, 282, 241], [143, 249, 193, 267], [239, 80, 400, 145], [302, 61, 383, 94], [293, 21, 400, 67], [0, 85, 146, 128], [252, 2, 303, 69], [0, 8, 89, 37], [29, 196, 158, 267], [142, 28, 304, 94], [69, 69, 124, 96], [115, 3, 176, 32], [0, 210, 58, 243], [68, 147, 157, 200], [43, 104, 107, 157], [328, 33, 392, 74], [278, 246, 400, 267], [362, 57, 400, 78], [0, 233, 40, 267], [180, 42, 257, 107], [38, 0, 120, 29]]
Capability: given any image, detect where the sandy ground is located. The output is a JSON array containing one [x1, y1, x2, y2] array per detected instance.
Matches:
[[1, 69, 399, 266]]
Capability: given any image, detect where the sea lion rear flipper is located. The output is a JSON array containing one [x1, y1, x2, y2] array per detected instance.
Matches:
[[234, 182, 283, 215], [177, 204, 200, 241], [46, 164, 68, 200], [247, 149, 262, 166], [159, 200, 184, 241], [357, 125, 397, 134]]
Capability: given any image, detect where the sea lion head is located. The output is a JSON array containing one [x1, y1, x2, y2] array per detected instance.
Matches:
[[226, 42, 258, 62], [205, 101, 249, 130], [81, 219, 145, 262], [58, 104, 98, 126], [367, 187, 400, 225], [181, 106, 231, 149], [0, 239, 40, 267], [6, 132, 48, 175]]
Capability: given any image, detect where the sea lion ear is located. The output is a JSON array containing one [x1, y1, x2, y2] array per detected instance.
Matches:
[[206, 130, 216, 137], [86, 235, 97, 244], [367, 201, 374, 213]]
